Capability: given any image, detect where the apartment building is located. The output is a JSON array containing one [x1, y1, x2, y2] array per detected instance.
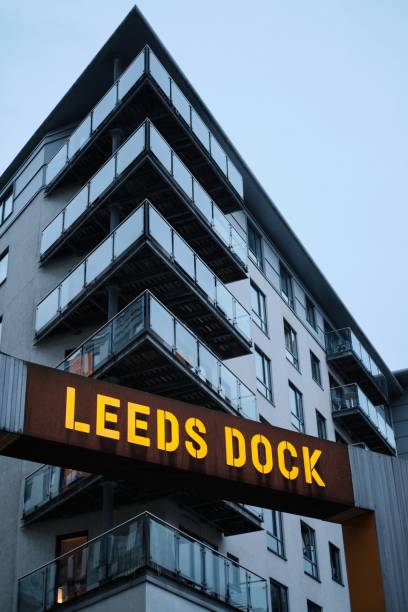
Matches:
[[0, 7, 402, 612]]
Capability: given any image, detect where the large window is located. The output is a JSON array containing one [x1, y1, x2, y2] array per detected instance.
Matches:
[[270, 579, 289, 612], [251, 283, 267, 333], [329, 542, 343, 584], [255, 347, 273, 402], [0, 191, 13, 226], [265, 510, 285, 557], [307, 601, 322, 612], [279, 263, 294, 309], [306, 296, 317, 330], [55, 531, 88, 604], [310, 351, 322, 386], [0, 250, 9, 285], [301, 522, 319, 580], [284, 320, 299, 368], [248, 222, 263, 270], [316, 410, 327, 440], [289, 382, 304, 432]]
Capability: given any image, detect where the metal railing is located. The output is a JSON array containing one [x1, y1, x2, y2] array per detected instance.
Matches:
[[45, 47, 243, 198], [57, 291, 257, 421], [41, 120, 246, 266], [36, 201, 251, 342], [17, 512, 267, 612], [331, 383, 396, 450]]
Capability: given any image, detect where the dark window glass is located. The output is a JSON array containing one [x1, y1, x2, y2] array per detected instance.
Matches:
[[306, 297, 317, 329], [265, 510, 285, 557], [289, 382, 304, 432], [279, 263, 294, 309], [0, 317, 3, 345], [310, 351, 322, 385], [284, 320, 299, 368], [248, 222, 263, 269], [251, 283, 267, 333], [307, 601, 322, 612], [270, 578, 289, 612], [255, 347, 273, 402], [0, 250, 9, 285], [0, 190, 13, 226], [329, 542, 343, 584], [55, 532, 88, 604], [301, 522, 319, 579], [316, 411, 327, 440]]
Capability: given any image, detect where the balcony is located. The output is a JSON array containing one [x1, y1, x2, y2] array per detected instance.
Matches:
[[331, 384, 396, 455], [36, 201, 251, 359], [325, 328, 388, 404], [57, 291, 257, 421], [23, 464, 263, 535], [41, 120, 246, 283], [45, 47, 243, 210], [17, 512, 268, 612]]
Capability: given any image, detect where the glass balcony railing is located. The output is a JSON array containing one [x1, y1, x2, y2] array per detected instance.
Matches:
[[36, 201, 251, 345], [331, 383, 396, 451], [17, 512, 267, 612], [325, 328, 388, 399], [41, 120, 247, 266], [23, 465, 92, 518], [57, 291, 257, 421], [45, 47, 243, 198]]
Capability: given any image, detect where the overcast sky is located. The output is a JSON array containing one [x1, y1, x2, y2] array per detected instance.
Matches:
[[0, 1, 407, 370]]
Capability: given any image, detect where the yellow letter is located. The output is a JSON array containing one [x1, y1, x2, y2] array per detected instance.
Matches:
[[96, 394, 120, 440], [157, 409, 179, 452], [128, 403, 150, 447], [277, 441, 299, 480], [65, 386, 90, 434], [185, 417, 207, 459], [302, 447, 326, 487], [251, 434, 273, 474], [225, 427, 246, 468]]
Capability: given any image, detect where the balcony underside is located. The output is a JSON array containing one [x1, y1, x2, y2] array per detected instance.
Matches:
[[43, 155, 245, 283], [333, 409, 394, 455], [37, 241, 250, 359], [47, 77, 242, 213], [178, 495, 263, 535], [327, 352, 387, 405]]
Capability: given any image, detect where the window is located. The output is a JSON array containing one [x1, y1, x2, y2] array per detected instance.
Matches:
[[265, 510, 285, 557], [251, 283, 267, 333], [248, 222, 263, 269], [0, 317, 2, 345], [0, 250, 8, 285], [270, 579, 289, 612], [0, 191, 13, 226], [306, 297, 317, 330], [284, 321, 299, 368], [316, 411, 327, 440], [55, 532, 88, 604], [307, 601, 322, 612], [255, 347, 273, 402], [329, 542, 343, 584], [310, 351, 322, 385], [301, 522, 319, 579], [289, 382, 304, 432], [279, 263, 294, 309]]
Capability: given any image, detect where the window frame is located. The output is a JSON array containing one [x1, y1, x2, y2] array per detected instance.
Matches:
[[265, 510, 285, 558], [248, 222, 264, 270], [251, 282, 268, 334], [284, 320, 299, 369], [289, 382, 304, 432], [0, 249, 9, 286], [0, 190, 13, 227], [279, 263, 294, 310], [329, 542, 343, 585], [307, 600, 322, 612], [255, 346, 273, 403], [301, 522, 319, 580], [270, 578, 289, 612], [316, 410, 327, 440], [310, 351, 322, 386], [305, 296, 317, 330]]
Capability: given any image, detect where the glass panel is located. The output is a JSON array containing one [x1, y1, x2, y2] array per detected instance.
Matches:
[[114, 205, 145, 258], [227, 159, 244, 197], [148, 518, 177, 572], [60, 349, 83, 375], [171, 82, 190, 124], [116, 124, 146, 175], [191, 109, 210, 150], [83, 327, 112, 376], [118, 51, 145, 100], [85, 237, 112, 284], [192, 180, 212, 223], [113, 297, 145, 353], [173, 155, 193, 198], [220, 364, 238, 407], [195, 258, 216, 302], [60, 264, 85, 310], [216, 283, 234, 322], [227, 562, 248, 610], [198, 344, 219, 389], [235, 301, 251, 340], [64, 186, 89, 231], [46, 144, 67, 184], [204, 550, 226, 600], [68, 116, 91, 159], [173, 234, 194, 279], [230, 226, 247, 264], [3, 192, 13, 219], [149, 297, 174, 347], [108, 521, 144, 580], [174, 322, 198, 369], [178, 535, 202, 585], [18, 569, 46, 612], [213, 205, 231, 245], [149, 51, 171, 97], [24, 467, 50, 514], [210, 135, 227, 174], [92, 86, 117, 131], [89, 157, 115, 204], [149, 125, 172, 172], [36, 288, 59, 331], [41, 214, 63, 255], [239, 383, 257, 420], [148, 206, 172, 254]]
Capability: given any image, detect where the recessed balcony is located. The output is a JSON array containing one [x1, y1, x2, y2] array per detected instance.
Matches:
[[41, 120, 246, 283], [325, 328, 388, 405], [331, 383, 396, 455], [17, 512, 268, 612], [57, 291, 257, 421], [36, 201, 251, 359], [45, 46, 243, 210]]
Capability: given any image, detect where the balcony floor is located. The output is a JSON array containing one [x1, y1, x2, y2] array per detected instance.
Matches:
[[327, 352, 388, 405], [333, 409, 395, 455]]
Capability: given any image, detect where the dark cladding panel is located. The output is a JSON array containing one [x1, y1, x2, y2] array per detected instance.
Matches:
[[0, 353, 26, 435]]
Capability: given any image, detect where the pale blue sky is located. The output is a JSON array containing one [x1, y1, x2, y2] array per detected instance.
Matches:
[[0, 1, 407, 370]]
